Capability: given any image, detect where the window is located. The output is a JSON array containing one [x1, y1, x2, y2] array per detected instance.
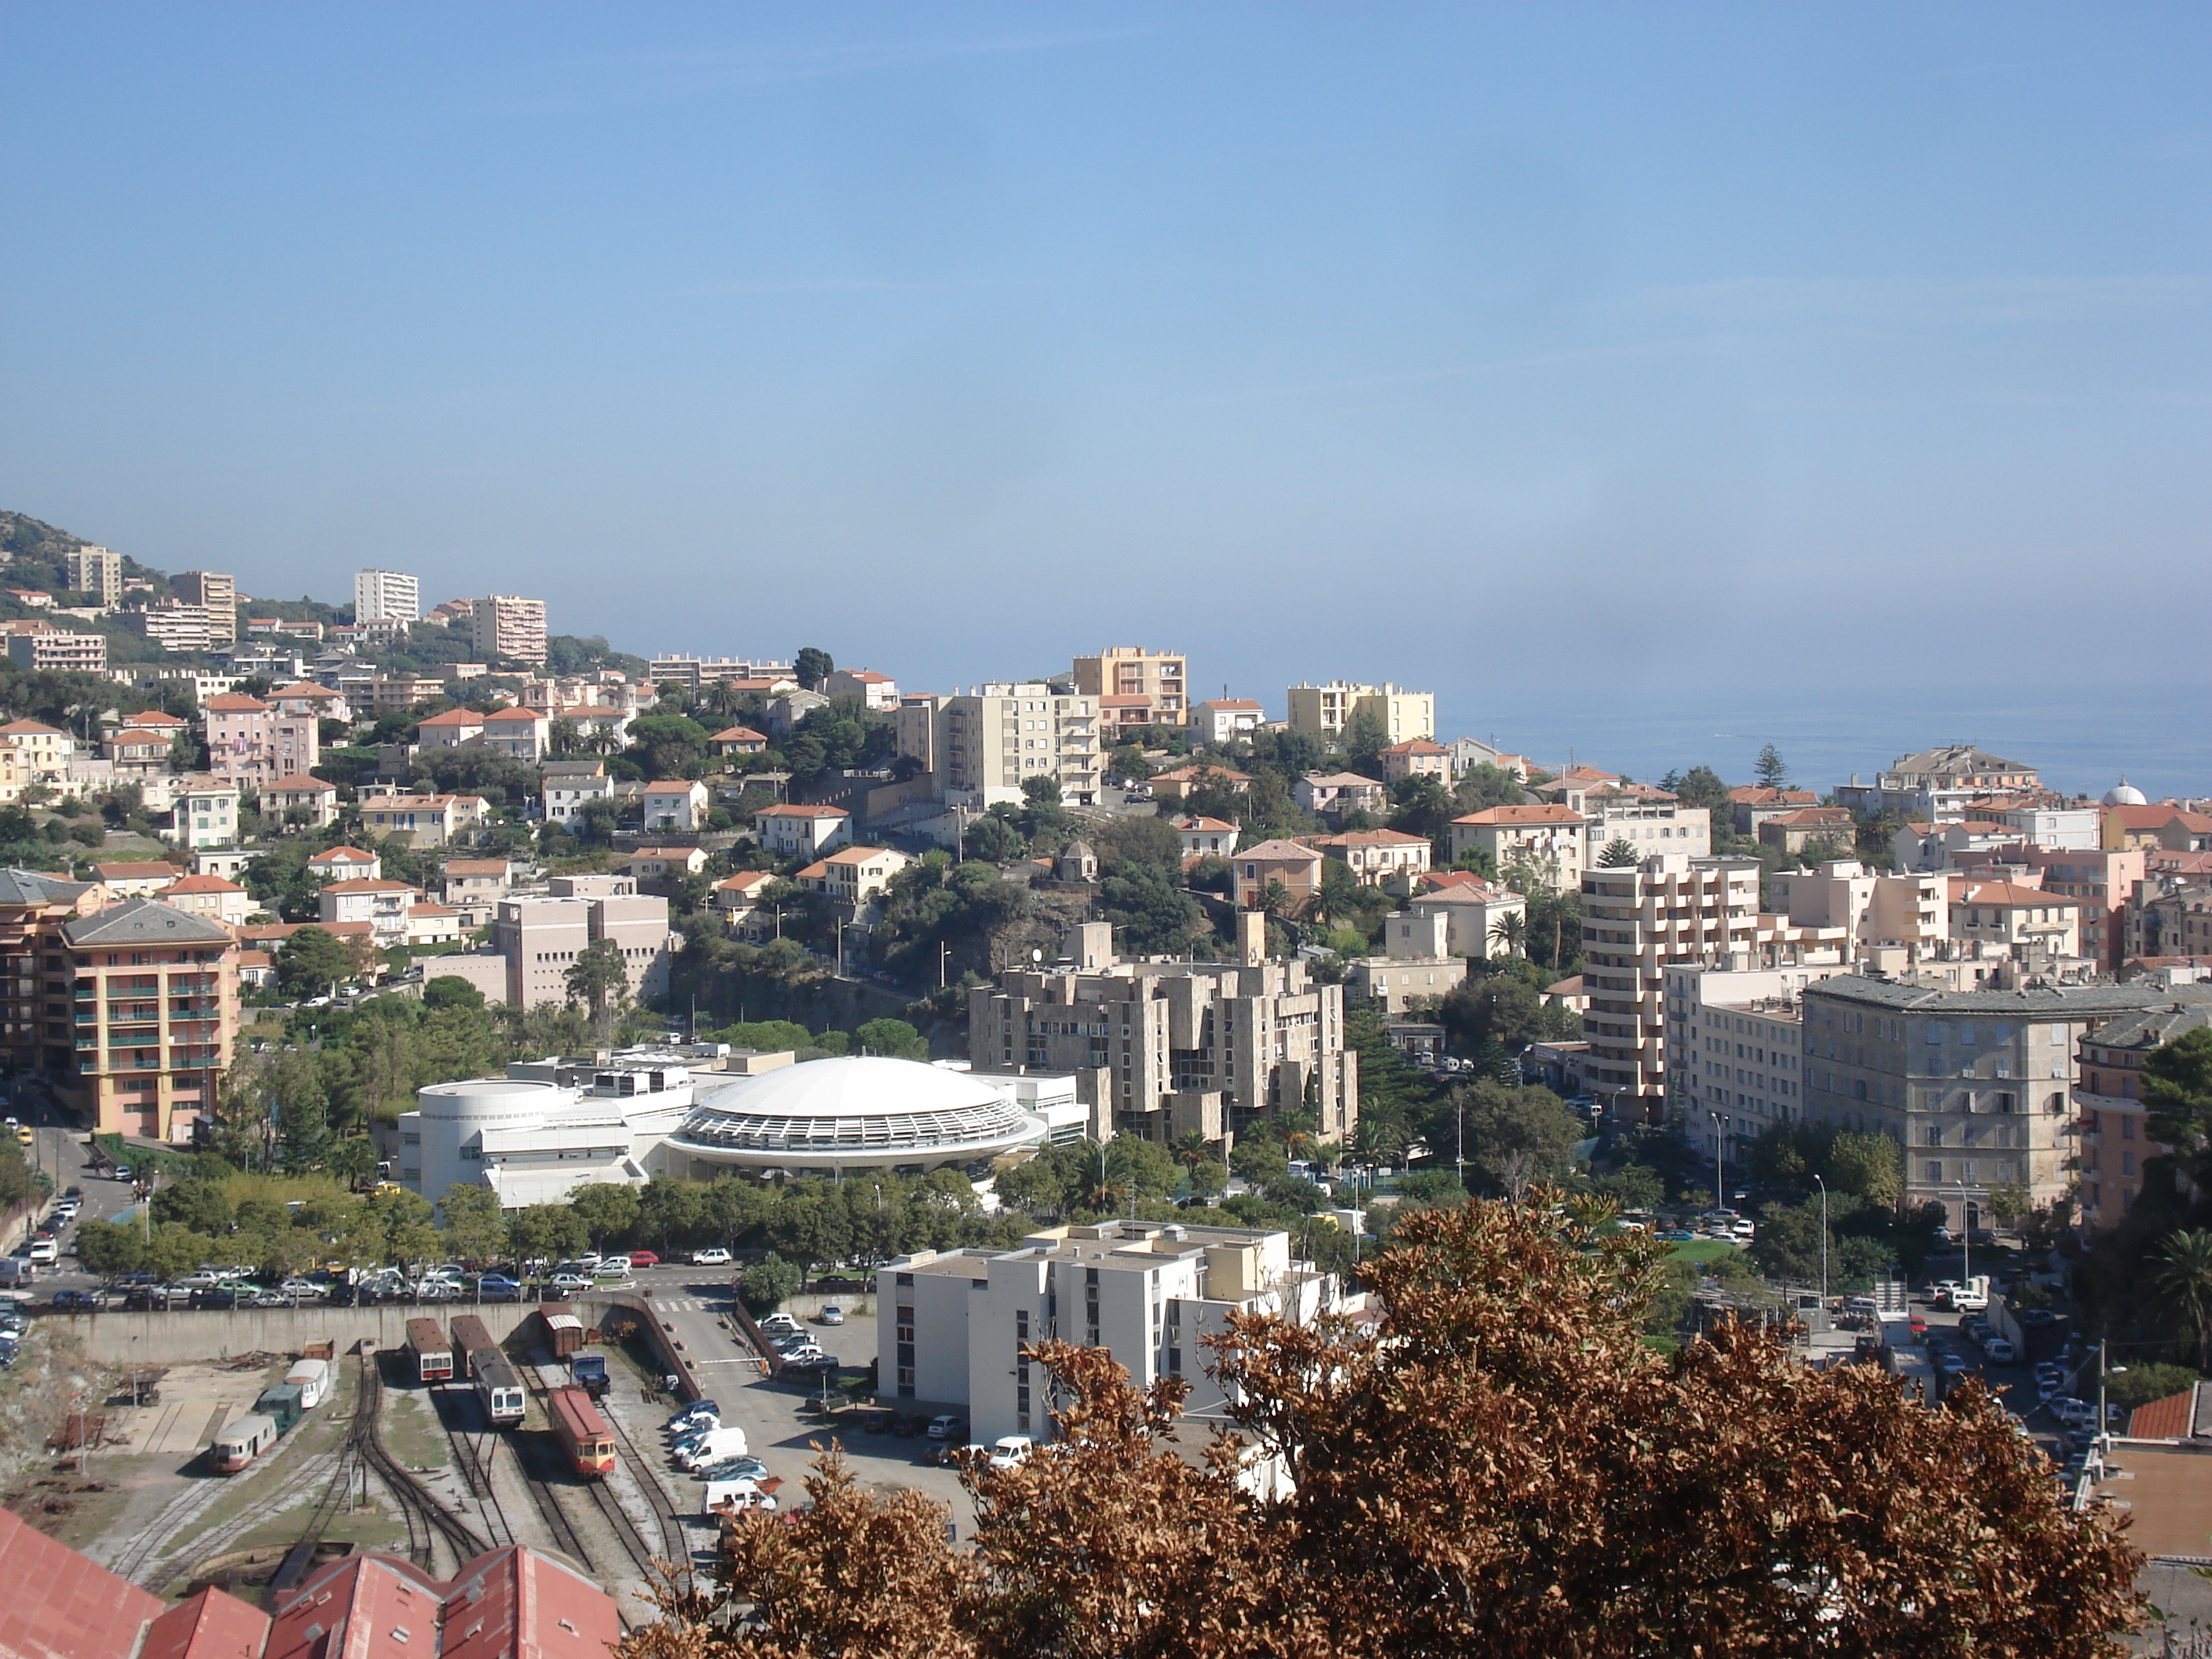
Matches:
[[1925, 1160, 1943, 1182]]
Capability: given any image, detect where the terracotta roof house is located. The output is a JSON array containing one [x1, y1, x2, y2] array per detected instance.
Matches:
[[1232, 838, 1326, 910], [307, 845, 382, 881], [709, 725, 770, 756]]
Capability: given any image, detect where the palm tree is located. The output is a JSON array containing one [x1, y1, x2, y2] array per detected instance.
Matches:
[[1489, 911, 1528, 958], [1170, 1131, 1214, 1177], [1309, 860, 1361, 931], [1279, 1111, 1320, 1164], [2152, 1229, 2212, 1371]]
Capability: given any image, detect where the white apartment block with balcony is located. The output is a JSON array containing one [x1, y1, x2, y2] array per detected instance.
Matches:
[[1447, 804, 1586, 892], [1581, 855, 1846, 1106], [353, 568, 420, 624], [912, 683, 1102, 809], [877, 1219, 1339, 1448], [64, 546, 124, 606], [320, 879, 419, 950], [1580, 799, 1710, 865], [1284, 681, 1434, 745]]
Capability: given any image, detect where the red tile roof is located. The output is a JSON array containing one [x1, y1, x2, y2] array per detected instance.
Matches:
[[142, 1587, 272, 1659], [1452, 804, 1583, 826], [263, 774, 336, 793], [322, 878, 416, 893], [164, 873, 246, 894], [202, 694, 271, 712], [308, 846, 376, 864], [0, 1507, 168, 1659], [2128, 1387, 2196, 1441]]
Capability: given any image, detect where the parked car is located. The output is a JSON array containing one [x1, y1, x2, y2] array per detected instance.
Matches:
[[987, 1435, 1033, 1471], [1982, 1335, 2017, 1364], [2053, 1397, 2095, 1430], [475, 1274, 523, 1302], [694, 1456, 769, 1484], [277, 1278, 325, 1300], [786, 1353, 839, 1373], [925, 1414, 965, 1441], [49, 1288, 98, 1312], [758, 1314, 800, 1336], [628, 1251, 661, 1269], [550, 1273, 593, 1292], [815, 1305, 846, 1326], [690, 1247, 732, 1267], [24, 1240, 57, 1265], [1655, 1229, 1696, 1243]]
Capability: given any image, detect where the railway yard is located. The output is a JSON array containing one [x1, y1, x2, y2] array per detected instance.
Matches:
[[16, 1307, 734, 1628]]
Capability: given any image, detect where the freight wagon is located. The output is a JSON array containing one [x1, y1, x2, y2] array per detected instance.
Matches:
[[547, 1385, 616, 1478], [284, 1357, 331, 1409], [405, 1317, 454, 1384], [474, 1354, 526, 1428]]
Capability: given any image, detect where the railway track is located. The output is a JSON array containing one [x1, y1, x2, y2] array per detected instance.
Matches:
[[601, 1391, 691, 1575], [427, 1382, 515, 1547], [355, 1354, 493, 1571]]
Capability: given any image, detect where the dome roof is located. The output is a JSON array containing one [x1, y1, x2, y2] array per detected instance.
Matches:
[[668, 1057, 1042, 1170], [2103, 778, 2148, 807]]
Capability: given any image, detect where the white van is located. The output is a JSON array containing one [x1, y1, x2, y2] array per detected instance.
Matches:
[[702, 1479, 776, 1514], [675, 1426, 750, 1470], [987, 1435, 1033, 1470]]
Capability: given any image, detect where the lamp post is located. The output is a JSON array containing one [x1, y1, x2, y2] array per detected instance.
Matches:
[[1710, 1109, 1727, 1210], [1813, 1174, 1829, 1307]]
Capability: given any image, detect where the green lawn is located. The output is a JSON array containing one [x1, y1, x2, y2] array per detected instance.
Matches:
[[1666, 1239, 1749, 1265]]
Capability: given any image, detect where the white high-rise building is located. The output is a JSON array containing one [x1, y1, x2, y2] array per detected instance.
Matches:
[[353, 569, 421, 625]]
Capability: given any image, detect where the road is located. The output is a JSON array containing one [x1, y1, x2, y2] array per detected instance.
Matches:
[[625, 1269, 976, 1533]]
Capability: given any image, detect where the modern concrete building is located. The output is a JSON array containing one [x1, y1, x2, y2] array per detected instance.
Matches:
[[877, 1218, 1342, 1446], [471, 594, 548, 664], [968, 916, 1357, 1148], [1285, 681, 1434, 744], [1797, 976, 2193, 1229], [401, 1049, 708, 1205], [667, 1056, 1077, 1177], [489, 873, 676, 1008], [1342, 908, 1468, 1013], [2, 621, 107, 673], [64, 544, 123, 606], [171, 569, 238, 648], [1582, 855, 1846, 1108], [353, 567, 421, 624], [1072, 646, 1189, 731]]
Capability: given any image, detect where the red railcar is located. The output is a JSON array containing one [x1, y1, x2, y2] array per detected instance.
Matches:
[[547, 1384, 615, 1478], [405, 1317, 453, 1383]]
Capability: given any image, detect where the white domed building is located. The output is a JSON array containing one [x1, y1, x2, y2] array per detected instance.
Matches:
[[668, 1056, 1068, 1177], [2103, 779, 2148, 807]]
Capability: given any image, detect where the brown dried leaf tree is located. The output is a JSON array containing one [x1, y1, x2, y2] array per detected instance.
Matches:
[[626, 1194, 2145, 1659]]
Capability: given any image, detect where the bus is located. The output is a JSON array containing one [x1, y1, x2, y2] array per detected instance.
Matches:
[[405, 1317, 454, 1384], [474, 1354, 526, 1428], [547, 1385, 616, 1478], [449, 1313, 500, 1378]]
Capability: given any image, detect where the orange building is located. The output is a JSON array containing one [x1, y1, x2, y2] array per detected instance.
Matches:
[[60, 896, 238, 1142]]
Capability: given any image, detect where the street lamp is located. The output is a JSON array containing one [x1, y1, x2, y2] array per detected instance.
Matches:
[[1813, 1174, 1829, 1307], [1709, 1109, 1728, 1209]]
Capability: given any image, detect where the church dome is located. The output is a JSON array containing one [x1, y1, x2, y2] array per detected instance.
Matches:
[[2102, 778, 2148, 807]]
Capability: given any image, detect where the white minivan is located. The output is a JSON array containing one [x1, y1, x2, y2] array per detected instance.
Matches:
[[675, 1426, 750, 1470]]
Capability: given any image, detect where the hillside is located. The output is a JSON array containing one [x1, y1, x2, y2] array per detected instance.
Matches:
[[0, 505, 646, 681]]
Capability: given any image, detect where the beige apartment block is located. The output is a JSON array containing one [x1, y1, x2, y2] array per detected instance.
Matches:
[[1448, 804, 1585, 891], [60, 896, 239, 1143], [491, 873, 676, 1007], [64, 545, 123, 606], [1285, 681, 1435, 745], [796, 844, 913, 907], [1306, 828, 1431, 887], [822, 668, 899, 711], [171, 571, 237, 647], [471, 594, 548, 663], [969, 917, 1357, 1147], [920, 683, 1102, 808], [1072, 647, 1188, 727], [1949, 879, 2082, 959], [1769, 861, 1949, 955], [1798, 977, 2184, 1229]]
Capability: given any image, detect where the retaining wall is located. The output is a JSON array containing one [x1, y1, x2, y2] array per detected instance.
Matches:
[[57, 1299, 561, 1366]]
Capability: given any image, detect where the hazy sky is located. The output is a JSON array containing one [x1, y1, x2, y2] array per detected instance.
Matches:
[[3, 5, 2207, 793]]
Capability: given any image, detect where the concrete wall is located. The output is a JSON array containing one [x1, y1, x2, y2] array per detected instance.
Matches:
[[56, 1298, 560, 1366]]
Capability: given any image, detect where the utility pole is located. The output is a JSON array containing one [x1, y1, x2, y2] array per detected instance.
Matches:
[[1814, 1173, 1828, 1307]]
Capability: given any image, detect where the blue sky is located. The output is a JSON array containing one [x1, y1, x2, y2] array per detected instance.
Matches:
[[3, 4, 2207, 794]]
